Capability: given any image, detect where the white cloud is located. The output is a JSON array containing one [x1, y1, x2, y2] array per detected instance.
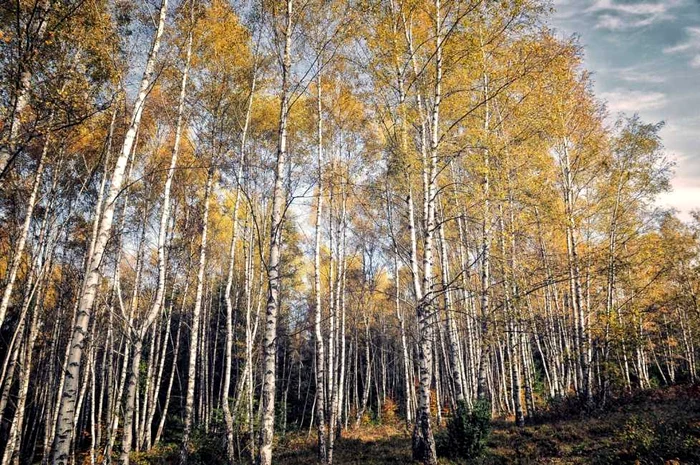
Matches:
[[658, 125, 700, 222], [585, 0, 684, 31], [587, 0, 671, 16], [595, 14, 658, 30], [599, 89, 668, 113], [551, 1, 700, 220], [617, 66, 666, 84], [657, 186, 700, 221], [664, 27, 700, 68], [663, 26, 700, 53], [596, 14, 624, 29]]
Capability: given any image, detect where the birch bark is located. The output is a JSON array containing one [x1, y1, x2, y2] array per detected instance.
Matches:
[[258, 2, 293, 463], [51, 2, 168, 462]]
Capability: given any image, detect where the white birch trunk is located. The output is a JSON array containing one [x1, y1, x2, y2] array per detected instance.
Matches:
[[180, 170, 214, 463], [258, 2, 293, 463], [51, 2, 168, 462], [0, 131, 48, 328], [313, 69, 328, 464]]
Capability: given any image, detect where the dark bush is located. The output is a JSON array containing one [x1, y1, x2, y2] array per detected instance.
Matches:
[[436, 399, 491, 462], [615, 415, 700, 464]]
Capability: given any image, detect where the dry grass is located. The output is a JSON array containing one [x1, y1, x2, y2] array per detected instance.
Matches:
[[276, 423, 414, 465], [278, 386, 700, 464], [129, 386, 700, 464], [486, 385, 700, 464]]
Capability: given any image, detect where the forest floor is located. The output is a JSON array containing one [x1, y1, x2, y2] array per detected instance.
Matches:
[[276, 385, 700, 464]]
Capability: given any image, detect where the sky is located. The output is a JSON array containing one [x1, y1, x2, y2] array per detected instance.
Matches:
[[549, 0, 700, 220]]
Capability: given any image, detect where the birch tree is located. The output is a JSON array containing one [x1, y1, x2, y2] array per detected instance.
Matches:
[[51, 2, 168, 463]]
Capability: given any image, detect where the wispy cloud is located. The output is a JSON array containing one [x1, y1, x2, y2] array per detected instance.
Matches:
[[586, 0, 671, 16], [552, 0, 700, 220], [599, 89, 668, 113], [584, 0, 684, 31], [663, 27, 700, 53], [617, 66, 666, 84], [595, 13, 657, 30], [664, 27, 700, 68]]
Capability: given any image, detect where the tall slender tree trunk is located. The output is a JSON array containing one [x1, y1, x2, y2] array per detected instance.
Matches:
[[0, 130, 48, 328], [222, 196, 241, 464], [560, 137, 591, 405], [393, 244, 413, 424], [119, 338, 142, 465], [476, 62, 492, 403], [412, 3, 441, 462], [313, 68, 328, 464], [2, 276, 43, 465], [355, 316, 372, 427], [334, 189, 348, 439], [154, 302, 184, 446], [181, 169, 214, 463], [51, 3, 168, 462], [258, 2, 292, 464], [0, 0, 51, 181], [223, 62, 256, 464], [439, 219, 465, 404]]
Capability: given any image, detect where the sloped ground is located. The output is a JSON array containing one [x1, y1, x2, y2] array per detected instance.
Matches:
[[277, 385, 700, 465], [486, 385, 700, 464]]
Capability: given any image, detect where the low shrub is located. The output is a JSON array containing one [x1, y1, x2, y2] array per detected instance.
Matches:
[[616, 415, 700, 464], [380, 398, 399, 424], [436, 399, 491, 462]]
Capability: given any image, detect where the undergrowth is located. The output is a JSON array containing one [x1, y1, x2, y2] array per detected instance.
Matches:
[[129, 386, 700, 464]]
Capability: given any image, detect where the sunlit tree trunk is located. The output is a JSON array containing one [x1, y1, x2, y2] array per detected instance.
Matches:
[[313, 68, 328, 464], [222, 76, 254, 458], [51, 2, 168, 462], [181, 169, 214, 463], [0, 125, 49, 328], [258, 1, 293, 463], [477, 62, 492, 404], [560, 137, 591, 405], [439, 217, 465, 404], [0, 0, 51, 181]]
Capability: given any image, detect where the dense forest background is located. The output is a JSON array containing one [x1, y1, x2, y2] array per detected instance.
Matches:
[[1, 0, 699, 464]]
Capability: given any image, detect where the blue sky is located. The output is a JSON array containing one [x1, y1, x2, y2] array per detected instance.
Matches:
[[550, 0, 700, 219]]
